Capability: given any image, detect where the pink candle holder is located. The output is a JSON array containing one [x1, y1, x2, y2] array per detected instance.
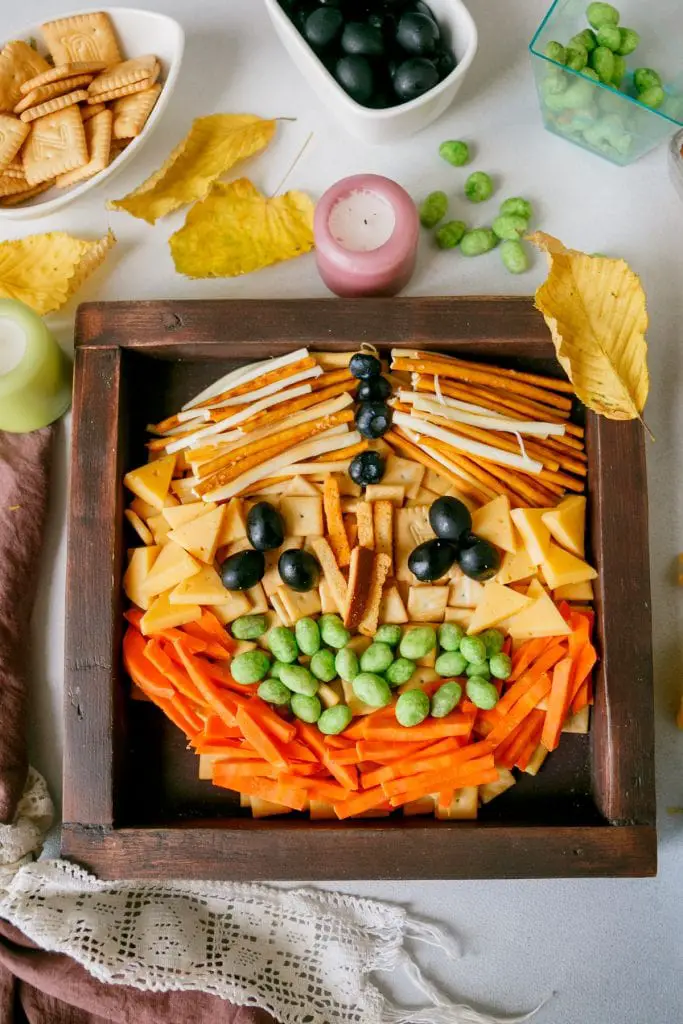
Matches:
[[314, 174, 419, 298]]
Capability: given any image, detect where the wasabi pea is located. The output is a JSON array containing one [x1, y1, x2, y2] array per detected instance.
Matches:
[[634, 68, 662, 93], [459, 635, 486, 665], [596, 25, 621, 52], [399, 626, 436, 661], [385, 657, 416, 687], [279, 664, 319, 696], [319, 614, 351, 650], [310, 648, 337, 682], [439, 139, 470, 166], [480, 629, 505, 657], [460, 229, 497, 257], [465, 660, 491, 679], [268, 626, 298, 664], [553, 78, 595, 108], [360, 642, 394, 674], [396, 690, 430, 728], [638, 85, 665, 109], [464, 171, 493, 203], [231, 614, 267, 640], [500, 240, 529, 275], [565, 43, 588, 72], [335, 646, 359, 683], [570, 29, 597, 52], [290, 693, 322, 723], [230, 650, 271, 685], [295, 617, 321, 656], [436, 220, 467, 250], [438, 622, 464, 652], [374, 624, 402, 647], [489, 652, 513, 681], [419, 190, 448, 229], [492, 213, 528, 242], [582, 67, 600, 82], [587, 3, 620, 30], [435, 650, 468, 677], [542, 71, 568, 97], [500, 197, 533, 220], [268, 660, 286, 680], [431, 682, 462, 718], [352, 672, 392, 708], [545, 41, 566, 64], [257, 679, 291, 705], [591, 45, 615, 84], [616, 28, 639, 56], [611, 54, 626, 87], [317, 704, 352, 735], [465, 676, 499, 710]]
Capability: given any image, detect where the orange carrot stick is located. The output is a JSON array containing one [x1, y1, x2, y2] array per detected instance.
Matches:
[[297, 722, 359, 790], [212, 767, 307, 811], [495, 644, 567, 717], [154, 695, 202, 739], [486, 675, 553, 748], [172, 639, 242, 729], [245, 698, 297, 744], [145, 639, 209, 707], [499, 710, 545, 769], [355, 740, 430, 763], [278, 775, 350, 803], [365, 713, 475, 743], [327, 748, 364, 766], [333, 786, 388, 819], [382, 753, 495, 797], [235, 706, 290, 768], [510, 638, 553, 680], [386, 760, 498, 807], [542, 657, 575, 751], [122, 627, 175, 699], [437, 789, 454, 811]]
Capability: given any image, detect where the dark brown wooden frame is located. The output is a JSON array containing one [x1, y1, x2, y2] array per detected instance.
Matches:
[[63, 298, 656, 879]]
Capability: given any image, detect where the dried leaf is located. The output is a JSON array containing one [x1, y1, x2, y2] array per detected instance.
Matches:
[[108, 114, 276, 224], [0, 229, 115, 315], [169, 178, 315, 278], [530, 232, 649, 421]]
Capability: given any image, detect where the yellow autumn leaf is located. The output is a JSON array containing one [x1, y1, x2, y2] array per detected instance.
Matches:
[[530, 231, 649, 421], [0, 230, 115, 316], [108, 114, 276, 224], [169, 178, 315, 278]]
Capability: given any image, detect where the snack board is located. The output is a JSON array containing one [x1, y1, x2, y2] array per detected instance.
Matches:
[[63, 297, 655, 879]]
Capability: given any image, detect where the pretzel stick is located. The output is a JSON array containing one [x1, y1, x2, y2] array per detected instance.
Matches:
[[313, 440, 368, 462], [239, 380, 356, 432], [537, 467, 585, 492], [309, 369, 355, 390], [462, 452, 561, 507], [384, 429, 488, 504], [412, 350, 575, 394], [422, 438, 524, 506]]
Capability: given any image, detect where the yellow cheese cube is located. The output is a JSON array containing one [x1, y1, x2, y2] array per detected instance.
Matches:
[[434, 787, 478, 820], [542, 495, 586, 558], [510, 507, 553, 564], [140, 590, 202, 635], [123, 546, 160, 611], [495, 544, 537, 586], [212, 590, 254, 625], [540, 542, 597, 590], [169, 565, 231, 605], [217, 497, 248, 545], [553, 580, 594, 601], [140, 541, 201, 598], [471, 494, 516, 554], [167, 504, 226, 563], [504, 586, 571, 640], [479, 768, 516, 805], [284, 475, 322, 498], [123, 453, 177, 511], [467, 582, 532, 634], [403, 796, 436, 816]]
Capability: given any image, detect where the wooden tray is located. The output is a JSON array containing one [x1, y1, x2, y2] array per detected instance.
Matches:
[[63, 298, 656, 880]]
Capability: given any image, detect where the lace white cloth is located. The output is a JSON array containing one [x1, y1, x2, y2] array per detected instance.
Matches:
[[0, 768, 537, 1024]]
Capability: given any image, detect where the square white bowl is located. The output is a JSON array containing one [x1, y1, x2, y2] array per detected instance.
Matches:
[[0, 7, 184, 221], [263, 0, 478, 145]]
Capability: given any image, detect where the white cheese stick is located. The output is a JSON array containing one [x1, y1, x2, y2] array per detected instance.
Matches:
[[399, 391, 566, 437], [393, 411, 543, 474], [182, 349, 310, 411], [205, 365, 323, 410]]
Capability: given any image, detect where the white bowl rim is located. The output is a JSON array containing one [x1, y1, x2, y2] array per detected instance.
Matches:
[[264, 0, 478, 121]]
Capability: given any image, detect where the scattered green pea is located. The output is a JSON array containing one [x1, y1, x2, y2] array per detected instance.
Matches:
[[290, 693, 322, 723], [581, 67, 600, 82], [634, 68, 662, 93], [436, 220, 467, 250], [419, 190, 448, 229], [500, 240, 529, 275], [385, 657, 416, 687], [489, 652, 512, 681], [360, 642, 394, 674], [434, 651, 468, 677], [279, 664, 319, 697], [318, 704, 353, 735], [439, 139, 470, 166], [596, 24, 621, 52], [466, 676, 500, 710], [480, 629, 505, 657], [638, 85, 665, 109], [465, 660, 491, 679], [396, 690, 430, 727], [431, 682, 462, 718], [268, 626, 299, 664], [257, 679, 291, 705], [464, 171, 493, 203], [268, 660, 286, 680], [492, 213, 528, 242], [591, 45, 616, 84], [438, 622, 464, 652], [230, 650, 271, 685], [231, 614, 267, 640], [570, 29, 597, 53], [611, 54, 626, 87], [399, 626, 437, 661], [352, 672, 393, 708], [500, 197, 533, 220], [460, 228, 497, 257], [295, 617, 321, 656], [459, 635, 487, 664], [374, 624, 402, 647], [545, 41, 566, 64], [616, 28, 639, 57], [565, 43, 588, 72], [310, 648, 337, 682], [335, 646, 359, 683], [587, 3, 620, 31], [319, 614, 351, 650]]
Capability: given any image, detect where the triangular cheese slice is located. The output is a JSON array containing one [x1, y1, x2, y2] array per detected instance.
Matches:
[[542, 495, 586, 557], [140, 590, 202, 635], [553, 580, 594, 601], [444, 607, 473, 629], [162, 500, 216, 529], [124, 509, 154, 546], [147, 513, 172, 547], [169, 565, 231, 605], [141, 541, 201, 598], [510, 507, 553, 564], [540, 541, 597, 589], [123, 546, 160, 610], [284, 475, 321, 498], [130, 494, 177, 522], [496, 543, 537, 585], [167, 504, 226, 563], [505, 586, 572, 640], [212, 590, 254, 625], [378, 584, 409, 624], [123, 453, 177, 510], [467, 582, 532, 634], [217, 497, 248, 545], [471, 494, 517, 554], [448, 572, 485, 608]]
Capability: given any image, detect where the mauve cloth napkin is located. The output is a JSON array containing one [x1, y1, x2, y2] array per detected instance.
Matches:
[[0, 429, 275, 1024]]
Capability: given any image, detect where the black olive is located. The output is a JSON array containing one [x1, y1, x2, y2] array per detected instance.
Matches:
[[458, 535, 501, 582], [429, 495, 472, 543], [335, 55, 375, 104], [393, 57, 439, 101], [408, 538, 458, 582], [433, 47, 457, 79], [349, 352, 381, 379], [342, 22, 385, 57], [356, 376, 391, 402], [355, 401, 392, 439], [220, 549, 266, 591], [293, 2, 317, 31], [246, 501, 285, 551], [396, 11, 440, 55], [304, 7, 344, 49], [412, 1, 436, 21], [278, 549, 321, 592], [349, 450, 385, 486]]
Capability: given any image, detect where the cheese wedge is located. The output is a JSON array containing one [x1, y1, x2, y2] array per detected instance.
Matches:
[[479, 768, 516, 805], [542, 495, 586, 558], [124, 453, 177, 510], [471, 494, 516, 554], [378, 584, 408, 624], [167, 504, 226, 563], [212, 590, 253, 625], [510, 507, 553, 564], [382, 455, 425, 499], [553, 580, 594, 601], [444, 606, 473, 630], [540, 542, 597, 590], [495, 543, 537, 586], [147, 513, 172, 547], [526, 577, 549, 600], [140, 541, 201, 598], [467, 582, 532, 634], [169, 565, 231, 605], [162, 500, 216, 529], [123, 546, 160, 610], [448, 573, 485, 608], [130, 494, 177, 521], [434, 787, 478, 820], [125, 509, 154, 546], [140, 590, 202, 635], [284, 475, 321, 498], [504, 586, 571, 639], [407, 586, 449, 623]]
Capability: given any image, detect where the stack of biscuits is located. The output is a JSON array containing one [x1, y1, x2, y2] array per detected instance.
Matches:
[[0, 12, 163, 206]]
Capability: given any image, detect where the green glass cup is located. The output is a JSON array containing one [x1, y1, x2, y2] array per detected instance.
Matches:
[[0, 299, 72, 432]]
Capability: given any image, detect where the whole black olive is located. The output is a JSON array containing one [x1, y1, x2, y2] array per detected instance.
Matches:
[[349, 352, 382, 379], [355, 401, 392, 439], [342, 22, 385, 57], [429, 495, 472, 543], [458, 535, 501, 582], [246, 501, 285, 551], [349, 450, 385, 486], [367, 11, 398, 37], [335, 55, 375, 104], [413, 1, 436, 21], [220, 549, 266, 591], [293, 2, 317, 31], [278, 549, 321, 592], [393, 57, 439, 101], [356, 376, 391, 402], [408, 538, 458, 582], [304, 7, 344, 49], [396, 11, 440, 55], [433, 46, 457, 79]]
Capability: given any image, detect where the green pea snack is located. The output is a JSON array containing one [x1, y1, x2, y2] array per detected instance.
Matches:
[[231, 614, 267, 640], [279, 664, 319, 696], [435, 650, 468, 677], [638, 85, 665, 109], [479, 629, 505, 657], [335, 646, 359, 683], [438, 622, 464, 652], [257, 679, 291, 705], [590, 45, 615, 84], [581, 67, 600, 82], [290, 693, 322, 723], [360, 642, 395, 674], [466, 660, 491, 679], [436, 220, 467, 250], [317, 704, 353, 736], [489, 652, 513, 681], [319, 614, 351, 649], [295, 617, 321, 656], [570, 29, 597, 52], [500, 240, 529, 275], [352, 672, 392, 708], [616, 28, 639, 56], [459, 635, 487, 665], [419, 190, 448, 229], [464, 171, 493, 203], [268, 626, 299, 664], [385, 657, 416, 687], [587, 3, 620, 30], [439, 140, 470, 166], [460, 229, 497, 257], [492, 214, 528, 242], [268, 660, 286, 680], [396, 689, 430, 727], [596, 25, 621, 52], [565, 43, 588, 72], [399, 626, 436, 660], [500, 197, 533, 221], [545, 41, 566, 64], [230, 650, 271, 685], [611, 54, 626, 87], [466, 676, 500, 711], [431, 682, 462, 718], [374, 624, 402, 647], [310, 648, 337, 682], [634, 68, 662, 93]]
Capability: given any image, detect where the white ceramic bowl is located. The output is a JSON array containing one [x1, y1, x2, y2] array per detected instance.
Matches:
[[263, 0, 478, 145], [0, 7, 184, 220]]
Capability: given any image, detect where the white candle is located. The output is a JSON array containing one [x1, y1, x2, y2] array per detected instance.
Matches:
[[0, 316, 27, 376], [0, 299, 72, 433], [328, 188, 397, 253]]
